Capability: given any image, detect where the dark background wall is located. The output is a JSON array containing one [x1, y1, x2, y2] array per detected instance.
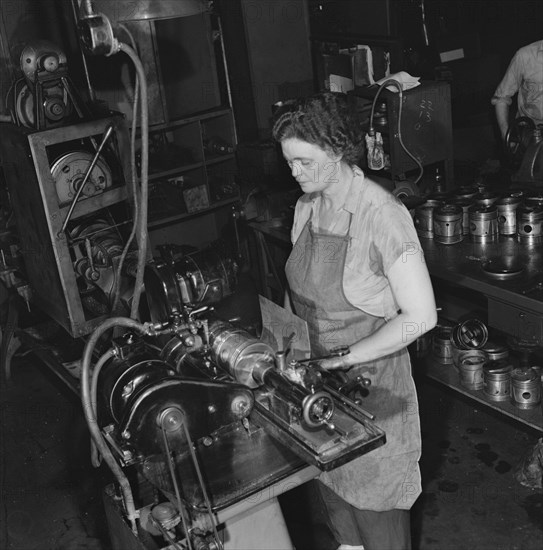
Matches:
[[307, 0, 543, 125], [1, 0, 541, 129]]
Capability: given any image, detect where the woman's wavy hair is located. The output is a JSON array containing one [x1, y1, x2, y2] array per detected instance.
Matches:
[[272, 92, 365, 166]]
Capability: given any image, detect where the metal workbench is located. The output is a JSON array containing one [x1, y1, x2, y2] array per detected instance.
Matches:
[[248, 219, 543, 431], [418, 235, 543, 432]]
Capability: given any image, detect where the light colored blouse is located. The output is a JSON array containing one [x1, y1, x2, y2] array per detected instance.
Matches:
[[290, 167, 422, 319], [491, 40, 543, 126]]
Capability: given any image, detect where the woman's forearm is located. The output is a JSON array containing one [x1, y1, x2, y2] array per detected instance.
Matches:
[[346, 310, 437, 367]]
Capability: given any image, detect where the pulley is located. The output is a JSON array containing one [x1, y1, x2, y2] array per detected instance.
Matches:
[[51, 151, 112, 204]]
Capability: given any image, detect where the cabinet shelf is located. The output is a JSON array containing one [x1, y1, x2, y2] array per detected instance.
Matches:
[[420, 357, 543, 432], [148, 161, 204, 181], [147, 154, 236, 182], [117, 9, 239, 248], [204, 153, 236, 166], [146, 107, 233, 133], [148, 197, 239, 229]]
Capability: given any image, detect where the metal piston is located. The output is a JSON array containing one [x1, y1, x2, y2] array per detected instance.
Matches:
[[511, 367, 542, 409], [517, 205, 543, 245], [433, 203, 463, 244], [496, 196, 523, 236], [469, 205, 499, 243], [483, 360, 513, 402]]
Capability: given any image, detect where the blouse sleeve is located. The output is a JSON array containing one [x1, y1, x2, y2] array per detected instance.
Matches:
[[370, 200, 421, 276]]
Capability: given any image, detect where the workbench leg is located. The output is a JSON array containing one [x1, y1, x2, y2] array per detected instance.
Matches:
[[223, 497, 294, 550]]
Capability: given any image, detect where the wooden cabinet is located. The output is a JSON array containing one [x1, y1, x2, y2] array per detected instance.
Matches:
[[89, 5, 239, 247], [145, 108, 238, 229]]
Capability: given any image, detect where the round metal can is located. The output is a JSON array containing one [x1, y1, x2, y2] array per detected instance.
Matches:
[[496, 196, 523, 236], [450, 198, 473, 235], [415, 199, 442, 239], [517, 205, 543, 245], [459, 351, 487, 390], [451, 319, 489, 349], [469, 204, 499, 243], [432, 326, 454, 364], [511, 367, 542, 409], [433, 204, 464, 244], [483, 360, 513, 401]]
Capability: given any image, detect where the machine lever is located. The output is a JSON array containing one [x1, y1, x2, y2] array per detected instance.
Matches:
[[295, 346, 351, 365], [59, 124, 114, 236]]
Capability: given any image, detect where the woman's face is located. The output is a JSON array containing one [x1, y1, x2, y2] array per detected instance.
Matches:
[[281, 137, 341, 194]]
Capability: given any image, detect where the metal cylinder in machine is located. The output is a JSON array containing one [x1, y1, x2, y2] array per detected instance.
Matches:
[[483, 360, 513, 402], [209, 322, 275, 388], [208, 322, 336, 427], [415, 200, 442, 239], [433, 204, 463, 244], [517, 205, 543, 245], [511, 367, 541, 409], [496, 196, 523, 236], [468, 205, 499, 243]]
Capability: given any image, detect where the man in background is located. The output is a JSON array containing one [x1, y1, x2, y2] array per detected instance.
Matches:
[[491, 40, 543, 141]]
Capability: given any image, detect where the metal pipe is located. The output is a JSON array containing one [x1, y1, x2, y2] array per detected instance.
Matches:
[[81, 316, 149, 533], [119, 42, 149, 320]]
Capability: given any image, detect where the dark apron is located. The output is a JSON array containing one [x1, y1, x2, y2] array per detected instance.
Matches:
[[285, 217, 422, 511]]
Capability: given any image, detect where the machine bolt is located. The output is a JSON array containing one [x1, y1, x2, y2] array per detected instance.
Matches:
[[121, 430, 131, 439], [207, 404, 217, 414], [231, 396, 251, 417]]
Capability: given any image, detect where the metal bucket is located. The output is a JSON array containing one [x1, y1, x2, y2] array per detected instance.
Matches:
[[511, 367, 542, 409], [433, 204, 464, 244], [517, 205, 543, 245], [469, 205, 499, 243], [496, 196, 522, 236], [483, 360, 513, 402]]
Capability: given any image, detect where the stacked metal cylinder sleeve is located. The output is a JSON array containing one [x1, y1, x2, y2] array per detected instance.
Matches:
[[414, 185, 543, 245], [430, 319, 542, 410]]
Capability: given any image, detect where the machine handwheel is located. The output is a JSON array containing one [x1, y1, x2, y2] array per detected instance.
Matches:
[[302, 391, 335, 428], [504, 117, 535, 169]]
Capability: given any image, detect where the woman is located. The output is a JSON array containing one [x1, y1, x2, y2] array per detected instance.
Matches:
[[272, 92, 437, 550]]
